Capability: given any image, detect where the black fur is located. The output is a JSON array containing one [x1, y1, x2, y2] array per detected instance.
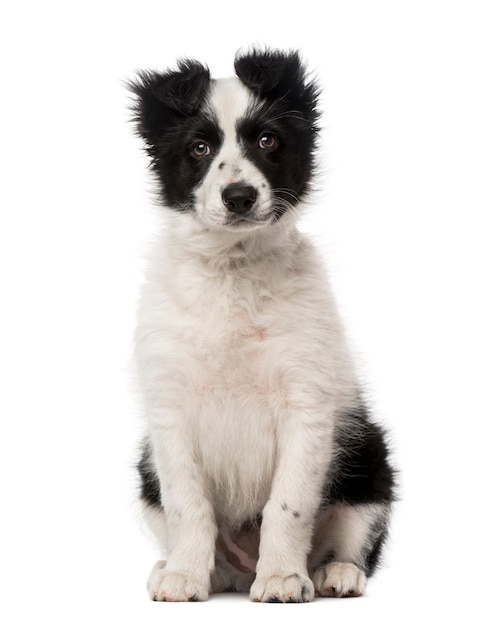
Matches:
[[234, 49, 319, 117], [315, 404, 395, 576], [321, 402, 395, 508], [129, 60, 218, 210], [365, 518, 389, 575], [137, 440, 161, 508]]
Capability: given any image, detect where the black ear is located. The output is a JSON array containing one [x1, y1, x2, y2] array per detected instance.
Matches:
[[234, 49, 319, 125], [234, 49, 300, 95], [129, 59, 210, 144], [234, 49, 307, 95]]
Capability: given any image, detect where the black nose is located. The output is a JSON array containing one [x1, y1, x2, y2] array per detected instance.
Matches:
[[222, 183, 258, 214]]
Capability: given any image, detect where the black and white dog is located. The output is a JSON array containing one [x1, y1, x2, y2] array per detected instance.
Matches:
[[130, 49, 395, 603]]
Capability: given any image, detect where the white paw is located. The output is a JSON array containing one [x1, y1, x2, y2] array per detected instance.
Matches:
[[147, 560, 209, 602], [313, 562, 367, 598], [250, 572, 314, 603]]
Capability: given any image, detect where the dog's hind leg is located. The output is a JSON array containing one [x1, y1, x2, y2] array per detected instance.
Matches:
[[309, 502, 391, 597]]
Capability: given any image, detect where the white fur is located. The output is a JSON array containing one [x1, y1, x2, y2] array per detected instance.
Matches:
[[194, 78, 273, 230], [135, 78, 364, 602]]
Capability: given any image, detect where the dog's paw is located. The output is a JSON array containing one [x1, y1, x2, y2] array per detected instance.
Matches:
[[147, 561, 209, 602], [313, 562, 367, 598], [249, 572, 314, 603]]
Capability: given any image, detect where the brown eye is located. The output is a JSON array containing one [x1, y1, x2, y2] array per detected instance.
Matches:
[[258, 133, 278, 150], [191, 142, 211, 158]]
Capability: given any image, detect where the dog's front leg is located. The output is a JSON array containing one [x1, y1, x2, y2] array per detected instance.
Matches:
[[147, 420, 216, 602], [250, 411, 332, 603]]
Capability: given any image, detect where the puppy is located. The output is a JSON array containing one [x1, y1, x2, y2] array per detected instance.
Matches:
[[130, 49, 395, 603]]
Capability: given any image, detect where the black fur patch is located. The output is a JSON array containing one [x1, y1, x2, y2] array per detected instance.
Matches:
[[129, 60, 221, 210], [365, 523, 388, 575], [137, 439, 161, 508], [322, 402, 396, 508]]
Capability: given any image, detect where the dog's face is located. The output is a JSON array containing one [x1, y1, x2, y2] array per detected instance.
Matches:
[[130, 50, 319, 232]]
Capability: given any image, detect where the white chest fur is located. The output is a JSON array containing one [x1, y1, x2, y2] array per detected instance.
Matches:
[[136, 217, 357, 525]]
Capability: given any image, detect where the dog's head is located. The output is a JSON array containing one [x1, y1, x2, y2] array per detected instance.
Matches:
[[130, 49, 320, 232]]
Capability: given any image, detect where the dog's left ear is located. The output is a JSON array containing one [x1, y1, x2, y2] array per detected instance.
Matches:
[[234, 48, 319, 124]]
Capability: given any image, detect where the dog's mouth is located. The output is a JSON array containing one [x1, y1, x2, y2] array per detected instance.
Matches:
[[225, 213, 273, 229]]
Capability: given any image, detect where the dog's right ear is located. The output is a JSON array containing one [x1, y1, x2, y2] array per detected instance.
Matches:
[[128, 60, 210, 144]]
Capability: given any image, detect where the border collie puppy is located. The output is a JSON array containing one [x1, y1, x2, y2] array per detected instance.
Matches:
[[130, 49, 395, 603]]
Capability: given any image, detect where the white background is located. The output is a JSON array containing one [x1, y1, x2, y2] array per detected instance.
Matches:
[[1, 1, 493, 623]]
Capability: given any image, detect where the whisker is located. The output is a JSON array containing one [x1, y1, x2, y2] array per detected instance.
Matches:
[[272, 188, 300, 203]]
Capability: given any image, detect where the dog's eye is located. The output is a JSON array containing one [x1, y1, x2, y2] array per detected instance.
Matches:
[[191, 142, 212, 158], [258, 133, 278, 151]]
